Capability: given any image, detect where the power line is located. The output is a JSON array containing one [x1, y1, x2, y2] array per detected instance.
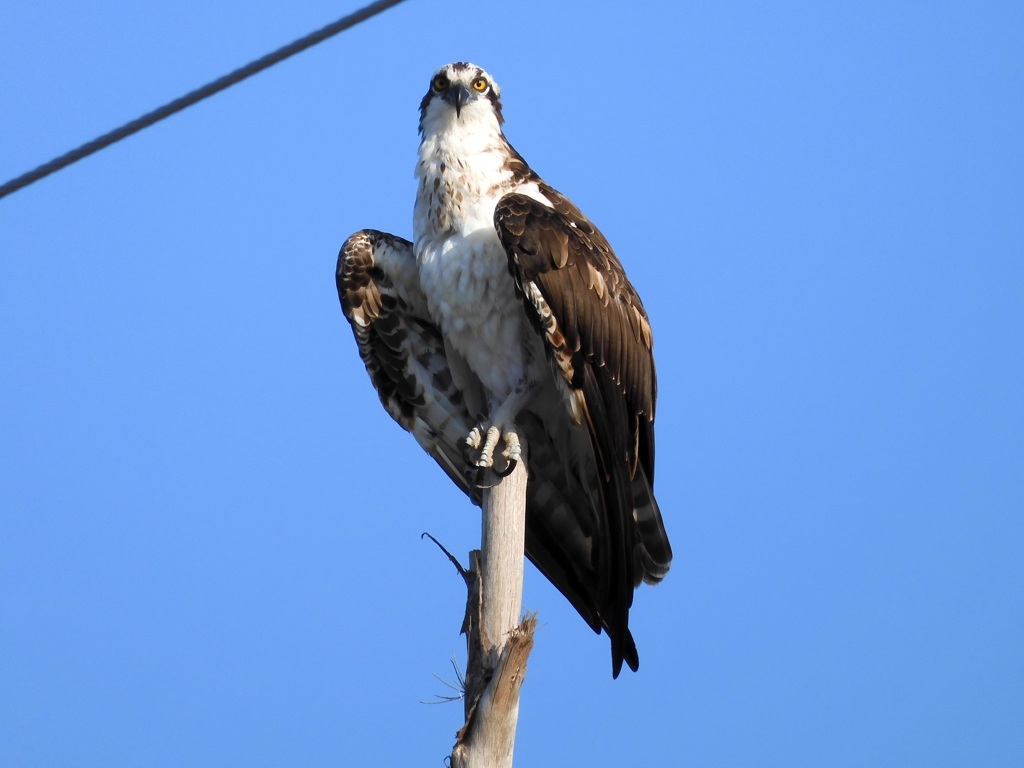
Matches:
[[0, 0, 409, 201]]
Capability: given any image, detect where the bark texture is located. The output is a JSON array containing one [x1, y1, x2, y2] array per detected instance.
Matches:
[[450, 459, 535, 768]]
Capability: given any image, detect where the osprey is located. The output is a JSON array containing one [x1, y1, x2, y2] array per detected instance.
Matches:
[[336, 62, 672, 676]]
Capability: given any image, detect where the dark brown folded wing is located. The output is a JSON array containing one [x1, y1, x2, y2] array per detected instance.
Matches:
[[495, 188, 672, 676]]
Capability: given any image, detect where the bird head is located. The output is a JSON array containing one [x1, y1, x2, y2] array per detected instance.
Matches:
[[419, 62, 504, 133]]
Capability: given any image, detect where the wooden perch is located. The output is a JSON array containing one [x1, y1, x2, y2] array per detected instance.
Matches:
[[451, 457, 535, 768]]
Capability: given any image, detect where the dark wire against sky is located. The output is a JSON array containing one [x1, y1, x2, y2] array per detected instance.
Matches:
[[0, 0, 408, 201]]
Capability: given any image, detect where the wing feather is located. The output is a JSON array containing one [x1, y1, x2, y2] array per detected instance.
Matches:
[[336, 230, 476, 497], [495, 189, 672, 676]]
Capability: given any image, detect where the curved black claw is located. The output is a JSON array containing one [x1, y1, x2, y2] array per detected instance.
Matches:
[[493, 458, 518, 478]]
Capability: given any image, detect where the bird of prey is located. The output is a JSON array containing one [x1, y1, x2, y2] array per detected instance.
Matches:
[[336, 62, 671, 676]]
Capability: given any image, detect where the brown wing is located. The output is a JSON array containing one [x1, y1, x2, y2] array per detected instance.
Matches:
[[337, 230, 477, 496], [495, 188, 672, 676]]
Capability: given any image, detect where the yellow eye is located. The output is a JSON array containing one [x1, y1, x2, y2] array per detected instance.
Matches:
[[432, 75, 448, 91], [472, 77, 488, 92]]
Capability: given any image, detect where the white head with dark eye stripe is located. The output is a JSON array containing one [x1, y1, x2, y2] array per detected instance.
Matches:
[[419, 62, 504, 134]]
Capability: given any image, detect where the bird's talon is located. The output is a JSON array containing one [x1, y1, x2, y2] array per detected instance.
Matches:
[[494, 458, 518, 478], [473, 424, 501, 469], [466, 423, 521, 478], [501, 431, 521, 463]]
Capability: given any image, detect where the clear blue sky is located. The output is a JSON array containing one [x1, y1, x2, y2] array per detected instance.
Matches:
[[2, 1, 1022, 765]]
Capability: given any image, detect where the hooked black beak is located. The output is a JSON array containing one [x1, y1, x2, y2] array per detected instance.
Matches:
[[442, 84, 472, 117]]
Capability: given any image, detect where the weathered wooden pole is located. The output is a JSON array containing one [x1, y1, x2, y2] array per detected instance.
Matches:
[[450, 455, 535, 768]]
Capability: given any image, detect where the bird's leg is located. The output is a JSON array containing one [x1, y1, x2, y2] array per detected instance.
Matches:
[[465, 378, 535, 481]]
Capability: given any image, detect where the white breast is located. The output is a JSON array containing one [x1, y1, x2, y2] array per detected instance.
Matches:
[[412, 116, 533, 401], [418, 229, 529, 398]]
